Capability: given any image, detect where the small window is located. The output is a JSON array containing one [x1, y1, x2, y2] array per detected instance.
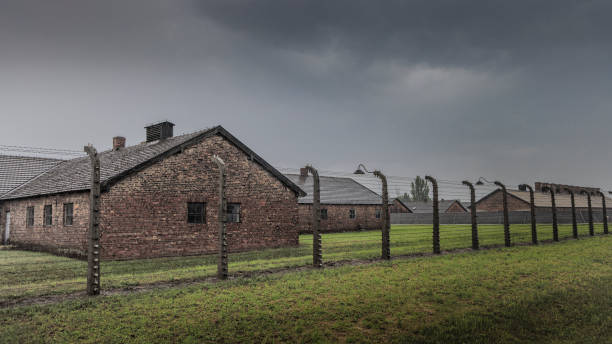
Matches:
[[349, 209, 356, 219], [227, 203, 241, 223], [375, 208, 381, 219], [44, 205, 52, 226], [320, 208, 328, 220], [63, 203, 74, 226], [26, 207, 34, 227], [187, 202, 205, 224]]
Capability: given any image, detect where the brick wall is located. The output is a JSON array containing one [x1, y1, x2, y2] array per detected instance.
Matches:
[[0, 192, 89, 256], [297, 203, 383, 233], [99, 134, 300, 260], [476, 190, 530, 212], [390, 199, 411, 214], [446, 202, 467, 213]]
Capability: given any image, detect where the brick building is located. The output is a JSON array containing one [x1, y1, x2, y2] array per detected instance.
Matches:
[[393, 199, 467, 213], [285, 170, 387, 233], [0, 155, 64, 244], [0, 122, 305, 259], [475, 182, 612, 212], [390, 198, 411, 213]]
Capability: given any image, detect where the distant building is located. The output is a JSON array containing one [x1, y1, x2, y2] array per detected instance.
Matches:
[[286, 170, 388, 233], [390, 198, 412, 213], [393, 199, 467, 213], [476, 182, 612, 212]]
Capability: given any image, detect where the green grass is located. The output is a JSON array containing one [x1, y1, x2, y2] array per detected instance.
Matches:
[[0, 223, 606, 303], [0, 236, 610, 343]]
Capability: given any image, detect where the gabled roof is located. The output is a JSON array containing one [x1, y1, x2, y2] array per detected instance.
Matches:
[[285, 174, 390, 205], [395, 199, 467, 213], [1, 126, 305, 200], [0, 155, 64, 197], [476, 188, 612, 209]]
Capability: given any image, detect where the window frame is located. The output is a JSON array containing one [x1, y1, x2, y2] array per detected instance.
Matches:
[[187, 202, 206, 224], [375, 208, 381, 219], [320, 208, 328, 220], [349, 208, 356, 219], [26, 206, 34, 227], [63, 203, 74, 226], [43, 204, 52, 226], [226, 203, 241, 223]]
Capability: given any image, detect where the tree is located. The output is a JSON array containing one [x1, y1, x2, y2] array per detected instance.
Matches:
[[410, 176, 430, 202]]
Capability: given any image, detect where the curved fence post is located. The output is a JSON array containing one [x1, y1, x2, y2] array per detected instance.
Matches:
[[494, 181, 511, 247], [373, 171, 391, 260], [597, 191, 609, 235], [84, 145, 101, 296], [520, 184, 538, 244], [304, 165, 322, 267], [462, 181, 478, 250], [212, 155, 228, 280], [543, 186, 559, 241], [564, 188, 578, 239], [425, 176, 440, 254], [581, 190, 594, 236]]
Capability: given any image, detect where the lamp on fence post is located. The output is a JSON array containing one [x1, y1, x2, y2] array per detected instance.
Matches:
[[564, 188, 578, 239], [462, 181, 479, 250], [212, 155, 228, 280], [425, 176, 440, 254], [304, 165, 322, 268], [519, 184, 538, 245], [354, 164, 390, 260], [580, 190, 594, 236], [542, 186, 559, 242], [84, 144, 101, 296], [597, 191, 609, 234]]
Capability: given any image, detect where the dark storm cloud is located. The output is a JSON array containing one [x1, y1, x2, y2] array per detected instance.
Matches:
[[196, 0, 612, 68], [1, 0, 612, 194]]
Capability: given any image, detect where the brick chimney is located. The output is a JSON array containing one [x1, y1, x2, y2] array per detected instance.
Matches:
[[113, 136, 126, 150], [145, 121, 174, 142]]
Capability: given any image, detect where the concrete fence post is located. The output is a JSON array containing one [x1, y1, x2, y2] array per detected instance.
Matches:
[[425, 176, 440, 254], [597, 191, 609, 235], [462, 181, 479, 250], [213, 155, 228, 280], [543, 187, 559, 241], [84, 145, 101, 296], [304, 165, 322, 267], [494, 181, 511, 247], [581, 190, 594, 236], [520, 184, 538, 244], [374, 171, 390, 260], [564, 188, 578, 239]]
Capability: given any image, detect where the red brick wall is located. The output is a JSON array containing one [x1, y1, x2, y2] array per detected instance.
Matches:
[[446, 202, 467, 213], [297, 204, 383, 233], [476, 190, 530, 212], [0, 192, 89, 256], [390, 199, 411, 214], [99, 134, 300, 260]]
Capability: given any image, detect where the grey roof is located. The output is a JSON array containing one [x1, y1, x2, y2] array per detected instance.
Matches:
[[285, 174, 389, 205], [2, 126, 305, 200], [0, 155, 64, 197], [396, 199, 467, 213]]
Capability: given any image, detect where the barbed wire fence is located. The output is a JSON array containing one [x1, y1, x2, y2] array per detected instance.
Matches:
[[1, 160, 610, 300]]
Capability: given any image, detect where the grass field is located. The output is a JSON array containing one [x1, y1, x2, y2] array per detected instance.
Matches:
[[0, 235, 610, 343], [0, 223, 606, 304]]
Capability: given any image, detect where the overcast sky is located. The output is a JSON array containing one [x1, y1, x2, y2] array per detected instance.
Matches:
[[1, 0, 612, 194]]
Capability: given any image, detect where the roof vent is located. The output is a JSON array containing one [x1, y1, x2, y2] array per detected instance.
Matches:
[[145, 121, 174, 142]]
